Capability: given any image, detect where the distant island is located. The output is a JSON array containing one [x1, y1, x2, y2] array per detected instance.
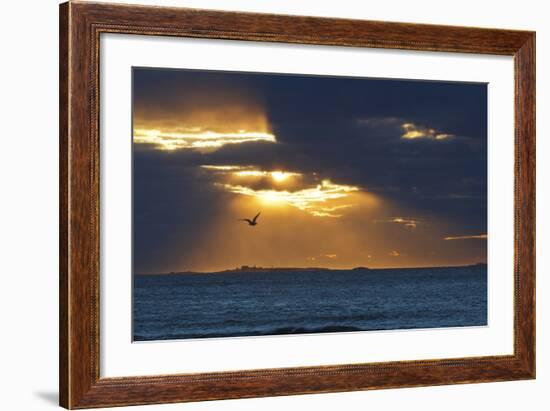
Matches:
[[136, 262, 486, 276], [164, 265, 341, 276]]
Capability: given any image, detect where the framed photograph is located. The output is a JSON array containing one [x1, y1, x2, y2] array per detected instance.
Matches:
[[59, 2, 535, 409]]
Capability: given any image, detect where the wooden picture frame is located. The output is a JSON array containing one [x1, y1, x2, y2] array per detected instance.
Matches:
[[59, 1, 535, 408]]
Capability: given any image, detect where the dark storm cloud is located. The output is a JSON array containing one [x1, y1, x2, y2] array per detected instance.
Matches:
[[133, 68, 487, 272], [257, 74, 486, 199], [203, 75, 486, 224]]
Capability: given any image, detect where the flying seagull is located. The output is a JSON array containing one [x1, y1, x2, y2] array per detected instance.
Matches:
[[239, 212, 261, 226]]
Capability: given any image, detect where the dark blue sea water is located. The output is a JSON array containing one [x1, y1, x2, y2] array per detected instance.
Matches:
[[133, 265, 487, 341]]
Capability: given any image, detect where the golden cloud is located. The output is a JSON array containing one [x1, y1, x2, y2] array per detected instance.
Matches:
[[375, 217, 420, 229], [443, 234, 487, 240], [198, 165, 249, 171], [200, 165, 374, 218], [134, 128, 276, 151], [134, 79, 276, 152], [401, 123, 453, 140], [201, 165, 301, 184]]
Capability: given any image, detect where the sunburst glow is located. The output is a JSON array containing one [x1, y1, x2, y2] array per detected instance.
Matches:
[[221, 180, 359, 217], [233, 170, 301, 182], [271, 171, 295, 182]]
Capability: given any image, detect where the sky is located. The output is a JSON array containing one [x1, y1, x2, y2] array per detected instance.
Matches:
[[132, 67, 487, 274]]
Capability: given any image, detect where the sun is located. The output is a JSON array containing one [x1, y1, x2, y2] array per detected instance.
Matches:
[[270, 171, 292, 182]]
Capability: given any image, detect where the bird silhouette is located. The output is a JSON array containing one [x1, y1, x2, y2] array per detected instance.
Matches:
[[239, 211, 261, 226]]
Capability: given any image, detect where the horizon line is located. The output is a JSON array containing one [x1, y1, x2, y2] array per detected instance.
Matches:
[[135, 262, 487, 276]]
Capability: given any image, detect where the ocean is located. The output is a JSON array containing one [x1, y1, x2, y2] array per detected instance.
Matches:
[[133, 265, 487, 341]]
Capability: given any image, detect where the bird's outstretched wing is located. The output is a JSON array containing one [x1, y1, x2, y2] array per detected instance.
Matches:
[[239, 219, 253, 224], [252, 212, 261, 223]]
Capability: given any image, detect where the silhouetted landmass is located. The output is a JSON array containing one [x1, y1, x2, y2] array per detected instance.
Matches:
[[162, 265, 333, 276], [136, 262, 487, 276]]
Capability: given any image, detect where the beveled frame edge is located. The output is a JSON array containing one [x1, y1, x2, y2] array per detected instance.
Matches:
[[59, 1, 535, 409]]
